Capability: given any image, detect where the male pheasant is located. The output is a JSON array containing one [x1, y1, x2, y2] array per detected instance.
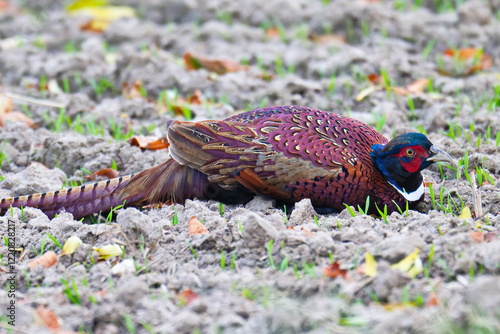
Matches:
[[0, 106, 453, 219]]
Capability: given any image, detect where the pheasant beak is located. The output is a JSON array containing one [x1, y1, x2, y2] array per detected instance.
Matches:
[[427, 145, 455, 165]]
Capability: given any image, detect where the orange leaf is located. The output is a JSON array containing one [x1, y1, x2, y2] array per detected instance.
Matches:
[[128, 136, 170, 151], [300, 227, 314, 237], [442, 48, 493, 76], [0, 0, 12, 11], [390, 78, 430, 96], [444, 47, 482, 61], [426, 292, 440, 306], [390, 86, 411, 96], [184, 52, 246, 75], [93, 289, 108, 296], [265, 27, 280, 38], [144, 138, 170, 150], [36, 305, 60, 330], [405, 78, 429, 94], [0, 96, 14, 114], [356, 263, 367, 275], [323, 262, 348, 279], [367, 74, 382, 85], [187, 90, 203, 105], [79, 20, 106, 33], [470, 231, 485, 243], [84, 168, 119, 181], [177, 289, 199, 306], [122, 80, 146, 99], [187, 216, 209, 235], [28, 251, 58, 269], [0, 111, 35, 128], [310, 34, 346, 44]]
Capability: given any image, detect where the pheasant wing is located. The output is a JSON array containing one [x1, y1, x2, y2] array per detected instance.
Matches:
[[167, 106, 388, 207]]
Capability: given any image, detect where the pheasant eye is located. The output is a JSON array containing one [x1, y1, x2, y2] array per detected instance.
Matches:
[[405, 148, 415, 157]]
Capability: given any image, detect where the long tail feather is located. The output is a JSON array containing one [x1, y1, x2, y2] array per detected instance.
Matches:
[[116, 158, 209, 205], [0, 175, 136, 219], [0, 159, 210, 220]]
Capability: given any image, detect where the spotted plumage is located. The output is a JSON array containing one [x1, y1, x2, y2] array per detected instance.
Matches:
[[0, 106, 453, 219]]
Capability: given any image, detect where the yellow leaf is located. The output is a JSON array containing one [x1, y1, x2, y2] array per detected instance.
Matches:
[[459, 206, 472, 219], [70, 6, 135, 21], [382, 302, 416, 311], [66, 0, 108, 11], [94, 244, 122, 260], [407, 256, 423, 278], [61, 236, 83, 256], [355, 85, 380, 102], [364, 252, 378, 277], [391, 248, 420, 273], [67, 0, 136, 32]]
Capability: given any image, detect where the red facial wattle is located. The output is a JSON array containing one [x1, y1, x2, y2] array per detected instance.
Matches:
[[392, 145, 430, 173]]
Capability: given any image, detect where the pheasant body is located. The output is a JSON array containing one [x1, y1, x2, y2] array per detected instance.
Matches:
[[0, 106, 453, 219]]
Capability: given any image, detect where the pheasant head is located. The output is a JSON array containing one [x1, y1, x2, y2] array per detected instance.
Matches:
[[370, 133, 454, 202]]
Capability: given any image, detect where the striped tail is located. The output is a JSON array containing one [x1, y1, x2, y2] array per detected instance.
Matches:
[[0, 159, 210, 220], [0, 175, 136, 219]]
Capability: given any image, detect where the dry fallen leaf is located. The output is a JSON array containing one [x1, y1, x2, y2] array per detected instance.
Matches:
[[367, 73, 382, 85], [84, 168, 119, 181], [184, 52, 247, 75], [470, 231, 484, 243], [470, 231, 498, 243], [300, 227, 314, 237], [94, 244, 122, 260], [265, 27, 280, 38], [426, 292, 440, 307], [36, 305, 62, 330], [363, 252, 378, 277], [459, 206, 472, 219], [36, 305, 61, 330], [355, 85, 381, 102], [391, 248, 423, 278], [67, 0, 136, 33], [187, 90, 203, 105], [382, 302, 416, 311], [484, 232, 498, 242], [0, 96, 14, 114], [0, 111, 35, 128], [323, 262, 348, 279], [0, 0, 12, 11], [440, 48, 493, 76], [122, 80, 146, 99], [177, 289, 199, 306], [61, 236, 83, 256], [357, 75, 430, 100], [405, 78, 429, 94], [187, 216, 209, 235], [128, 136, 170, 151], [309, 34, 346, 44], [28, 251, 58, 269]]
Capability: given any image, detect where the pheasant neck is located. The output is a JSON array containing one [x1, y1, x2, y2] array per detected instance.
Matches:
[[386, 172, 424, 202], [388, 179, 424, 201]]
